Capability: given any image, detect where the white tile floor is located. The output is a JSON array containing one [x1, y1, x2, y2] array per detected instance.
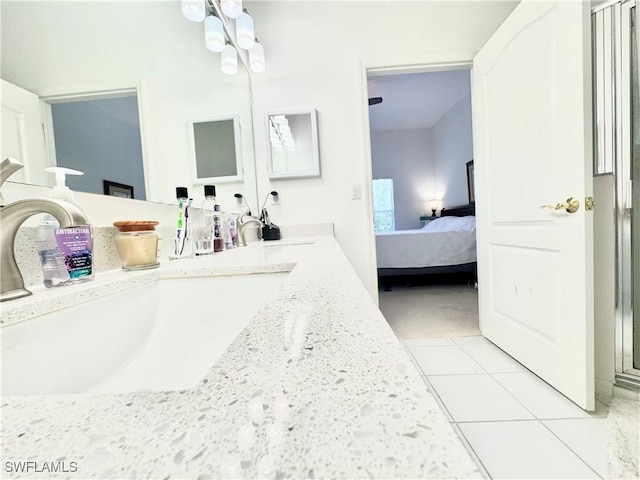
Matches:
[[403, 336, 609, 479]]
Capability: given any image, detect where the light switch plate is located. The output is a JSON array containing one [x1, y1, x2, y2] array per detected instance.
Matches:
[[350, 183, 361, 200]]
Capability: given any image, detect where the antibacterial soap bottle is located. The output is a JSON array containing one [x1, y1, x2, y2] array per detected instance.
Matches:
[[43, 167, 94, 284]]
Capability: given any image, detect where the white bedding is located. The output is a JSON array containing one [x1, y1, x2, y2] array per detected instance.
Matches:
[[375, 216, 477, 269]]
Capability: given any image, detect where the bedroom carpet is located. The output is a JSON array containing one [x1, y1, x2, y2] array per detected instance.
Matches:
[[379, 284, 480, 339]]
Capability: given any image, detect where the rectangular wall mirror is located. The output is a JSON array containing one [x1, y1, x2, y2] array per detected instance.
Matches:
[[266, 109, 320, 179], [189, 115, 243, 183]]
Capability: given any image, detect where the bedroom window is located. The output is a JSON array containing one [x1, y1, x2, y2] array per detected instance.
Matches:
[[372, 178, 395, 232]]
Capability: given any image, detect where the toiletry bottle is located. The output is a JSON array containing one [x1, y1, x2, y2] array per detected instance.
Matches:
[[194, 185, 216, 255], [43, 167, 95, 284], [227, 215, 237, 248], [37, 214, 70, 287], [213, 204, 224, 252], [170, 187, 193, 259]]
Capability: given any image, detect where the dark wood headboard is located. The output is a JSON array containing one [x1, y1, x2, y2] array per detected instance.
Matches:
[[440, 203, 475, 217]]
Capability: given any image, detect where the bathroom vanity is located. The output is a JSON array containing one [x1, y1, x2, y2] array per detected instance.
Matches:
[[1, 237, 480, 479]]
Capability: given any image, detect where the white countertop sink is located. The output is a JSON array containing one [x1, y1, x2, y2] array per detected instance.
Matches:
[[1, 272, 287, 396]]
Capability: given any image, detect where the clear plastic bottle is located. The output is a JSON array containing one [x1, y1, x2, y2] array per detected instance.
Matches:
[[37, 214, 70, 287], [226, 215, 237, 249], [213, 204, 224, 252], [170, 187, 193, 259], [195, 185, 216, 255]]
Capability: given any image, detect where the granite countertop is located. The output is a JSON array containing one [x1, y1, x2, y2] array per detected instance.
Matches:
[[0, 236, 481, 479]]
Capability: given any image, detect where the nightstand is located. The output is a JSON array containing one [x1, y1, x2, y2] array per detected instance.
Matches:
[[420, 215, 438, 227]]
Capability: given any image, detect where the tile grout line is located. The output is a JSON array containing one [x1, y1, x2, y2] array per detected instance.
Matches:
[[420, 374, 455, 423], [452, 342, 494, 376], [455, 418, 545, 424], [406, 336, 606, 479], [406, 341, 489, 376], [486, 369, 607, 422], [538, 419, 605, 479], [449, 422, 493, 480], [461, 351, 606, 478]]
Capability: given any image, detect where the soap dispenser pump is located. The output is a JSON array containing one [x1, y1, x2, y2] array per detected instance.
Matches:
[[46, 166, 84, 202], [40, 166, 94, 284]]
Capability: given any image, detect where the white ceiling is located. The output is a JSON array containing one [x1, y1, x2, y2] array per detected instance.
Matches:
[[367, 69, 471, 132]]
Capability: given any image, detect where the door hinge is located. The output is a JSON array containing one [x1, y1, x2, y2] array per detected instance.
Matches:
[[585, 196, 596, 211]]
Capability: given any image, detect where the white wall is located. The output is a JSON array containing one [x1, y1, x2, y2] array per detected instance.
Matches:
[[51, 98, 146, 200], [1, 1, 257, 213], [3, 182, 179, 227], [432, 92, 474, 209], [593, 175, 617, 401], [248, 1, 517, 298], [371, 128, 433, 230]]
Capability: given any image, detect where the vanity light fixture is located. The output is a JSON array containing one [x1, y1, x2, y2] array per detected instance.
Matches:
[[269, 125, 283, 151], [221, 43, 238, 75], [249, 39, 266, 73], [269, 116, 295, 151], [236, 10, 255, 50], [182, 0, 206, 22], [204, 15, 225, 52], [221, 0, 243, 19], [181, 0, 266, 74]]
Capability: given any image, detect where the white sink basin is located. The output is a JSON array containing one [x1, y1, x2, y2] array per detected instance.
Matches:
[[1, 272, 288, 396]]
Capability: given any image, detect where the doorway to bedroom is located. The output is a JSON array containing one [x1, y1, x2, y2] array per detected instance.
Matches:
[[367, 68, 479, 339]]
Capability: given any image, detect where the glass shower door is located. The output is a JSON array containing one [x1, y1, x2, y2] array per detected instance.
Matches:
[[632, 4, 639, 372]]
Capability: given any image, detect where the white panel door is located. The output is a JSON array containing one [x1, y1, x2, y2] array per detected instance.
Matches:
[[1, 79, 49, 185], [473, 0, 594, 409]]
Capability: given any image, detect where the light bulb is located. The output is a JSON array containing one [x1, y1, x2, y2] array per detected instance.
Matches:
[[221, 0, 243, 19], [221, 44, 238, 75], [181, 0, 206, 22], [204, 16, 225, 52], [236, 12, 255, 50], [249, 42, 265, 73]]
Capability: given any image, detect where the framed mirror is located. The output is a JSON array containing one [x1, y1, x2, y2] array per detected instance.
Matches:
[[266, 109, 320, 179], [189, 115, 243, 184], [1, 1, 258, 211]]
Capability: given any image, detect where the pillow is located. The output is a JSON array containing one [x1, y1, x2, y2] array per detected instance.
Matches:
[[454, 216, 476, 231], [422, 216, 459, 232]]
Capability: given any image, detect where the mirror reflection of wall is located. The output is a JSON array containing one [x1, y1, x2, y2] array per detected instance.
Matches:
[[51, 95, 146, 200], [190, 116, 242, 182], [267, 110, 320, 178]]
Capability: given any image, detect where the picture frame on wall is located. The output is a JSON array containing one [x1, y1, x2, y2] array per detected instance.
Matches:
[[466, 160, 475, 203], [103, 180, 134, 199]]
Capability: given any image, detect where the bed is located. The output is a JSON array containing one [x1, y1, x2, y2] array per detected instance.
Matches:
[[376, 204, 477, 289]]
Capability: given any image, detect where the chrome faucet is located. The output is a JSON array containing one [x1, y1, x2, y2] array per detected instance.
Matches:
[[236, 213, 263, 247], [0, 158, 91, 302]]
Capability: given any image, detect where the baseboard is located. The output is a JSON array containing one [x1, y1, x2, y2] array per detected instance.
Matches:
[[596, 378, 614, 405], [613, 385, 640, 402]]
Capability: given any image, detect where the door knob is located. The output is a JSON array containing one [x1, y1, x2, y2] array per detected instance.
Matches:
[[540, 197, 580, 214]]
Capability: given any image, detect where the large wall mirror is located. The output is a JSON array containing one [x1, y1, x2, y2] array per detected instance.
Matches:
[[189, 116, 243, 183], [1, 1, 258, 210], [267, 109, 320, 179]]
